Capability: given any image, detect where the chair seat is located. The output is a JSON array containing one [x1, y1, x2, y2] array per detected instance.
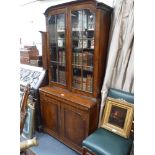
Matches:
[[82, 128, 133, 155]]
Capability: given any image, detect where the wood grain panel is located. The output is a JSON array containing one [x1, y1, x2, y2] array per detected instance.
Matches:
[[40, 96, 60, 135], [63, 107, 86, 146]]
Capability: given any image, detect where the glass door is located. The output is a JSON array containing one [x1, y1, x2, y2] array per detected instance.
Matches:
[[71, 9, 95, 93], [47, 13, 66, 85]]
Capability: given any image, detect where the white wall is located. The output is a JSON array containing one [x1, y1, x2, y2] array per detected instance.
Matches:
[[20, 0, 115, 55]]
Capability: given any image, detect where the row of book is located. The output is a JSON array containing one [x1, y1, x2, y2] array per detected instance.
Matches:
[[73, 51, 93, 67], [73, 65, 93, 72], [72, 39, 94, 49], [52, 68, 66, 84], [58, 51, 66, 64], [50, 50, 66, 64], [73, 74, 93, 92]]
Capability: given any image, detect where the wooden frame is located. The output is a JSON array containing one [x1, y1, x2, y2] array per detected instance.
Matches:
[[101, 97, 134, 138]]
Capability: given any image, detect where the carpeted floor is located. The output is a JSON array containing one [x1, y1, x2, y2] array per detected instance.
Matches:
[[22, 131, 80, 155]]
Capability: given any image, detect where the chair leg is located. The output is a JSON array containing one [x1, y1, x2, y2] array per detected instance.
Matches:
[[82, 147, 96, 155]]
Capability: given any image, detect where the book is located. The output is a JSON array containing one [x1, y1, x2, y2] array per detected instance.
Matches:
[[73, 76, 82, 90], [86, 75, 93, 92], [58, 50, 65, 65], [78, 52, 82, 65], [82, 77, 87, 91], [62, 51, 65, 64], [59, 50, 62, 63]]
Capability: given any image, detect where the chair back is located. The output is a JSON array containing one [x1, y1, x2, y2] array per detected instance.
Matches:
[[107, 88, 134, 104]]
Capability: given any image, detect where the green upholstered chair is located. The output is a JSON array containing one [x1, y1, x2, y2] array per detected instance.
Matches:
[[82, 88, 134, 155]]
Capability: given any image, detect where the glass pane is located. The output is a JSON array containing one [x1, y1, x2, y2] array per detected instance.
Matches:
[[48, 15, 57, 41], [83, 10, 95, 30], [58, 48, 65, 65], [71, 9, 95, 92], [48, 13, 66, 85], [71, 10, 83, 31], [82, 71, 93, 92], [58, 66, 66, 85], [72, 67, 82, 90], [57, 14, 65, 39], [86, 30, 94, 38], [72, 31, 83, 39], [82, 50, 94, 67], [58, 39, 65, 48], [51, 62, 58, 82], [57, 14, 65, 31], [72, 39, 83, 49], [72, 48, 82, 65], [57, 32, 65, 39], [50, 42, 57, 61]]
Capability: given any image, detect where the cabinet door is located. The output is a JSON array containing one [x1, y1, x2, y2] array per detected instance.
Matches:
[[47, 12, 67, 86], [71, 9, 95, 93], [40, 94, 60, 136], [61, 103, 88, 147]]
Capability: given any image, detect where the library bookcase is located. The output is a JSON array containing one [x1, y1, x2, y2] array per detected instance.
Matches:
[[39, 0, 112, 153]]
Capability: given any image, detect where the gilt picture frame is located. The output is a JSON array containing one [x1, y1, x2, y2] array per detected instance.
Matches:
[[101, 97, 134, 138]]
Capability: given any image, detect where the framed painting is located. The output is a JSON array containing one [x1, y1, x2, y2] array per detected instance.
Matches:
[[101, 97, 134, 138]]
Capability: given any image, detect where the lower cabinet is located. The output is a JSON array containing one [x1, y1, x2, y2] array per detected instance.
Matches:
[[39, 86, 99, 154], [40, 96, 60, 137]]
